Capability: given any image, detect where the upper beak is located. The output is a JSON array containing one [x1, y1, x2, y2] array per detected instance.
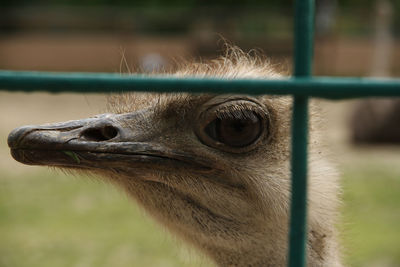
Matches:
[[8, 113, 212, 171]]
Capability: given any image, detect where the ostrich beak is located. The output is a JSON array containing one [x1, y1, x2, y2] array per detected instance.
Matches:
[[8, 113, 212, 172]]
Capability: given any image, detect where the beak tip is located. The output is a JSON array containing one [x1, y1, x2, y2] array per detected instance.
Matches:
[[9, 147, 23, 163], [8, 125, 35, 149]]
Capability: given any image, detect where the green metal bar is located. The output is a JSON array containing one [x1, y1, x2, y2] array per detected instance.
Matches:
[[289, 0, 314, 266], [0, 71, 399, 98], [294, 1, 314, 77], [289, 96, 309, 267]]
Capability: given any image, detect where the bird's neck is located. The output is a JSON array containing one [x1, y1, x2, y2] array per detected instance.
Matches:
[[197, 225, 343, 267], [193, 226, 289, 267], [204, 245, 287, 267]]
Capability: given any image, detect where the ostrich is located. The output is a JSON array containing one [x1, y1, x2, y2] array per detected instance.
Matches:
[[8, 49, 342, 267]]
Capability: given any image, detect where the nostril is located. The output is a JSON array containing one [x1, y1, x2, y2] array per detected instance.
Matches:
[[81, 125, 119, 141]]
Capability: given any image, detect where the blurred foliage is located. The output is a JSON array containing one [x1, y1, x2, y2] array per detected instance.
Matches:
[[0, 0, 392, 7], [393, 0, 400, 35], [1, 0, 399, 36]]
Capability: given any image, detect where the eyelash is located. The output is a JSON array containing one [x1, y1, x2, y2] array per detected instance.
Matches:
[[214, 105, 262, 120]]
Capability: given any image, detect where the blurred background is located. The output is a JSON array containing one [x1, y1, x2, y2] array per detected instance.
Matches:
[[0, 0, 399, 266]]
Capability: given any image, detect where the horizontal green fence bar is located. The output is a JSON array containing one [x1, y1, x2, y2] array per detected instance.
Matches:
[[0, 70, 399, 99]]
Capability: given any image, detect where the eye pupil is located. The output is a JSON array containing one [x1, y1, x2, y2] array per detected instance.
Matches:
[[205, 113, 263, 148]]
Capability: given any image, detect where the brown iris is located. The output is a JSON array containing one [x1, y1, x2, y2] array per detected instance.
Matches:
[[205, 112, 262, 148]]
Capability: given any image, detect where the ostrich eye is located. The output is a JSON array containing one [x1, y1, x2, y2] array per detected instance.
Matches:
[[205, 112, 262, 148], [196, 98, 270, 153]]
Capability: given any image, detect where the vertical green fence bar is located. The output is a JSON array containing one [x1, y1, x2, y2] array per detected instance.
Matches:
[[288, 0, 314, 266]]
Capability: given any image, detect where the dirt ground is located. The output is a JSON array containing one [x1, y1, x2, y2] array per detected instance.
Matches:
[[1, 34, 399, 76]]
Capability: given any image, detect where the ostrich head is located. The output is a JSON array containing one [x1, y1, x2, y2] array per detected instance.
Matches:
[[8, 50, 341, 266]]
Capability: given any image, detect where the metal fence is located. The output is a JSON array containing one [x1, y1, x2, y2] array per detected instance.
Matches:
[[0, 0, 399, 266]]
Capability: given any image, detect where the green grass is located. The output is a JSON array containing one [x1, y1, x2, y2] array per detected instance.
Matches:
[[0, 170, 208, 267], [341, 163, 400, 267], [0, 162, 399, 267]]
